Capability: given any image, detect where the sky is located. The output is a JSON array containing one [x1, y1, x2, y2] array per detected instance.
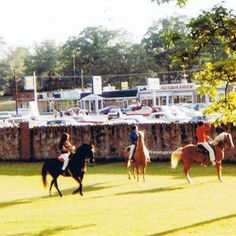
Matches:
[[0, 0, 235, 48]]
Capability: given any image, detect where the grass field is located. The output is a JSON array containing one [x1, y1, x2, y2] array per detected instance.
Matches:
[[0, 96, 15, 111], [1, 162, 236, 236]]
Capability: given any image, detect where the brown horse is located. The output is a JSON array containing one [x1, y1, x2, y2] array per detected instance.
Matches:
[[171, 132, 234, 183], [124, 130, 150, 181]]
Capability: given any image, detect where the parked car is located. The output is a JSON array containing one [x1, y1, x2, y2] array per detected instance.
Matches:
[[149, 111, 190, 123], [126, 105, 152, 116], [64, 107, 88, 116], [151, 105, 172, 113], [107, 115, 150, 124], [46, 118, 78, 126], [5, 116, 31, 127], [191, 103, 208, 111], [17, 108, 30, 116], [169, 105, 192, 120], [72, 115, 104, 125], [189, 115, 210, 123], [107, 108, 122, 120], [0, 111, 14, 120], [99, 106, 119, 115], [0, 120, 14, 127]]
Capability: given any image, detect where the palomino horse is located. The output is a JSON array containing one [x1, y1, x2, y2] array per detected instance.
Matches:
[[41, 143, 95, 197], [171, 132, 234, 183], [124, 130, 150, 181]]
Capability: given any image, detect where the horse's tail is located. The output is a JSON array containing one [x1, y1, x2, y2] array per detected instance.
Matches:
[[41, 161, 49, 188], [171, 147, 183, 169]]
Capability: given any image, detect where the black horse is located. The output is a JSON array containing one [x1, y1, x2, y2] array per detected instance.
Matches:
[[41, 143, 95, 197]]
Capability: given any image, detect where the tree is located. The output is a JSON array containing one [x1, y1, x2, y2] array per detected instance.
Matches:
[[151, 0, 187, 6], [25, 40, 62, 76], [195, 59, 236, 125], [0, 47, 29, 94], [142, 16, 190, 83], [173, 6, 236, 125], [61, 26, 149, 88]]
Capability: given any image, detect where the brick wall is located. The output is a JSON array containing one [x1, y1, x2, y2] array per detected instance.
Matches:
[[0, 123, 235, 161]]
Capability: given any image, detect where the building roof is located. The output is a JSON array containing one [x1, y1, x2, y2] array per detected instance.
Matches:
[[80, 94, 103, 101], [80, 89, 138, 100], [102, 89, 138, 98]]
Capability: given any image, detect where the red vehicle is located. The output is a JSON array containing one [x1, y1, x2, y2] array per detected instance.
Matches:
[[126, 105, 152, 116]]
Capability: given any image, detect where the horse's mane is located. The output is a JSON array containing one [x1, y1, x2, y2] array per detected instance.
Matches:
[[212, 132, 229, 147], [138, 130, 144, 139], [73, 143, 91, 159]]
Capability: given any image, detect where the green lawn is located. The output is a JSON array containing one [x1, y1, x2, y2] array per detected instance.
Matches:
[[0, 96, 15, 111], [1, 162, 236, 236]]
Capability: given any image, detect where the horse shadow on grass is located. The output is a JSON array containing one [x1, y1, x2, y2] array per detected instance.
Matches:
[[49, 181, 121, 197], [9, 224, 96, 236], [148, 213, 236, 236], [0, 181, 121, 210], [0, 199, 33, 210], [114, 184, 187, 197]]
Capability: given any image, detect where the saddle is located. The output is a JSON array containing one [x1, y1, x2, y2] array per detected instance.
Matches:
[[197, 143, 215, 161], [197, 144, 209, 155]]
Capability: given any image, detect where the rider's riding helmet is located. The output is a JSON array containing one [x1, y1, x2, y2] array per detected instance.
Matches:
[[197, 120, 204, 126]]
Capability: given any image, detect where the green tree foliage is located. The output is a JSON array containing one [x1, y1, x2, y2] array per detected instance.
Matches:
[[151, 0, 187, 6], [142, 16, 190, 83], [180, 6, 236, 125], [61, 26, 152, 87], [195, 60, 236, 125], [25, 40, 62, 76], [0, 47, 29, 94]]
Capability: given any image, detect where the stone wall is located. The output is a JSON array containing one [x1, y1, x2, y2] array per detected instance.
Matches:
[[0, 122, 235, 161]]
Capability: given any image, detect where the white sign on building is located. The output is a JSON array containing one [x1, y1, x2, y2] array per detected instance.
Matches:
[[147, 78, 160, 90], [92, 76, 102, 95], [24, 76, 35, 90], [160, 83, 195, 91]]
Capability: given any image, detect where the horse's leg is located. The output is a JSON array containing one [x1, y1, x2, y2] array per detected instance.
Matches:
[[127, 162, 132, 180], [216, 162, 223, 182], [132, 166, 136, 179], [183, 162, 193, 184], [142, 167, 146, 182], [136, 168, 140, 182], [72, 175, 83, 196], [54, 178, 63, 197], [49, 179, 54, 196]]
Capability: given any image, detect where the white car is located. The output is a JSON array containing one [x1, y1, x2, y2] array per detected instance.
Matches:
[[5, 116, 32, 127], [46, 118, 79, 126], [107, 108, 122, 120], [72, 115, 104, 125], [169, 105, 191, 121], [107, 115, 150, 124], [149, 111, 190, 123], [0, 111, 14, 120]]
